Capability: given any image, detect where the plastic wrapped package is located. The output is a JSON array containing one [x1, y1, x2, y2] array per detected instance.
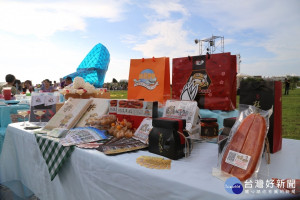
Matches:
[[217, 105, 272, 181]]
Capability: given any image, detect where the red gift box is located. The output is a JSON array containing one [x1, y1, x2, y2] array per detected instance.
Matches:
[[110, 100, 158, 129]]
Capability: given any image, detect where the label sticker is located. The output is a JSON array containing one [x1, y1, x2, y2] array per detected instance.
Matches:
[[225, 150, 251, 170]]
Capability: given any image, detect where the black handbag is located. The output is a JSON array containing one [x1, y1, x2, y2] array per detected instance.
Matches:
[[148, 118, 190, 160]]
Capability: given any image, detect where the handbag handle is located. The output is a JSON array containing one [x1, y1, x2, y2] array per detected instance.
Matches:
[[250, 80, 265, 90], [178, 130, 193, 158]]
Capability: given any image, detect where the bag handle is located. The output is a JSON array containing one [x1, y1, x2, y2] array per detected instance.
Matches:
[[141, 57, 156, 62], [250, 80, 266, 89], [177, 130, 193, 158]]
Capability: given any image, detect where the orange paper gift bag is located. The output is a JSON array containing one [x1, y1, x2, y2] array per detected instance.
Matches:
[[128, 57, 170, 103]]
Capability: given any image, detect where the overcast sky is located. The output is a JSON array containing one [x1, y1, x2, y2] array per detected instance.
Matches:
[[0, 0, 299, 85]]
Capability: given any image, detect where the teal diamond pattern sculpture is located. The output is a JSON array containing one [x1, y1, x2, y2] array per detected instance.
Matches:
[[64, 43, 110, 88]]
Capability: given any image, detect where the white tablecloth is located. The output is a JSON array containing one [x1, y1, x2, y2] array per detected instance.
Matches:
[[0, 123, 299, 200]]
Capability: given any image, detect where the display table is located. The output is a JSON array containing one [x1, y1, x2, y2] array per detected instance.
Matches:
[[0, 104, 30, 155], [0, 123, 299, 200]]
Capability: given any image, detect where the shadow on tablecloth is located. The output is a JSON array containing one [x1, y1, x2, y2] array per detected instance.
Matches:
[[0, 181, 39, 200]]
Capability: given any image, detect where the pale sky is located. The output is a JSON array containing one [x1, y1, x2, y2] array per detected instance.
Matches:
[[0, 0, 299, 85]]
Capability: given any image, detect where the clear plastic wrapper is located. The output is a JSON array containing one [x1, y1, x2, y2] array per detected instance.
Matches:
[[215, 104, 272, 182]]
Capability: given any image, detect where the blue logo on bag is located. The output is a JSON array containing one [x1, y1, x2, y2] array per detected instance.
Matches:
[[224, 177, 243, 194], [133, 69, 158, 90]]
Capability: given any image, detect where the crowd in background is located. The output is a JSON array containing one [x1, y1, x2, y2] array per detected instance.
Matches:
[[0, 74, 74, 97]]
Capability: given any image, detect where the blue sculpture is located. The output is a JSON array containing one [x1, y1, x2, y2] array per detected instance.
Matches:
[[64, 43, 110, 88]]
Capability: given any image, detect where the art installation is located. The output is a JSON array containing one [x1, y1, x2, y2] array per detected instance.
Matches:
[[64, 43, 110, 88]]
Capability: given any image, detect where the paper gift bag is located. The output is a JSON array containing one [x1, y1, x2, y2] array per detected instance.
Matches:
[[172, 53, 237, 111], [239, 80, 282, 153], [128, 57, 171, 103]]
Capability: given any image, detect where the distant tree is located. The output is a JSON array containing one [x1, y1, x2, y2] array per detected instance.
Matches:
[[288, 76, 300, 89], [112, 78, 118, 83]]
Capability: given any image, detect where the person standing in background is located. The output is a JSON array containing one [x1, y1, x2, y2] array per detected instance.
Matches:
[[0, 74, 18, 95], [284, 78, 290, 95]]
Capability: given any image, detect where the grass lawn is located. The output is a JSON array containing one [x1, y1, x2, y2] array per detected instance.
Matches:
[[281, 88, 300, 140], [109, 88, 300, 140]]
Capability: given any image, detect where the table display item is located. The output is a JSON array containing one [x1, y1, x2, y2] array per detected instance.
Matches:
[[33, 109, 46, 124], [43, 98, 92, 131], [127, 57, 171, 103], [133, 118, 153, 144], [220, 105, 271, 181], [163, 100, 200, 127], [107, 118, 134, 138], [76, 141, 106, 149], [4, 100, 20, 105], [91, 114, 117, 130], [218, 117, 236, 156], [240, 79, 282, 153], [17, 110, 30, 126], [75, 98, 109, 127], [136, 156, 171, 170], [30, 93, 58, 123], [47, 128, 69, 138], [11, 110, 28, 124], [115, 100, 158, 129], [221, 117, 236, 136], [108, 100, 118, 115], [200, 118, 218, 138], [97, 137, 148, 155], [172, 53, 237, 111], [148, 118, 191, 160], [60, 127, 107, 146], [2, 87, 12, 100]]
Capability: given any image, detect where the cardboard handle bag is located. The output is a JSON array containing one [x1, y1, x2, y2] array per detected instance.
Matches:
[[128, 57, 170, 103]]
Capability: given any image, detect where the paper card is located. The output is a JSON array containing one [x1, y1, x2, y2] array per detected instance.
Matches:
[[75, 98, 109, 127], [163, 100, 199, 126], [44, 95, 58, 106], [60, 127, 107, 146], [31, 95, 45, 106], [225, 150, 251, 170], [43, 98, 92, 130], [133, 118, 153, 144]]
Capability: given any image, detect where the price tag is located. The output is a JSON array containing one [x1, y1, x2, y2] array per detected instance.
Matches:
[[225, 150, 251, 170]]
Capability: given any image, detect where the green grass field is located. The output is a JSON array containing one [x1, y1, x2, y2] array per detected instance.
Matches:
[[109, 89, 300, 140], [281, 88, 300, 140]]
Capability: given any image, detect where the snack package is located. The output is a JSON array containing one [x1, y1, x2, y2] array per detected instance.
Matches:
[[75, 98, 109, 127], [116, 100, 158, 129], [217, 105, 272, 181]]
